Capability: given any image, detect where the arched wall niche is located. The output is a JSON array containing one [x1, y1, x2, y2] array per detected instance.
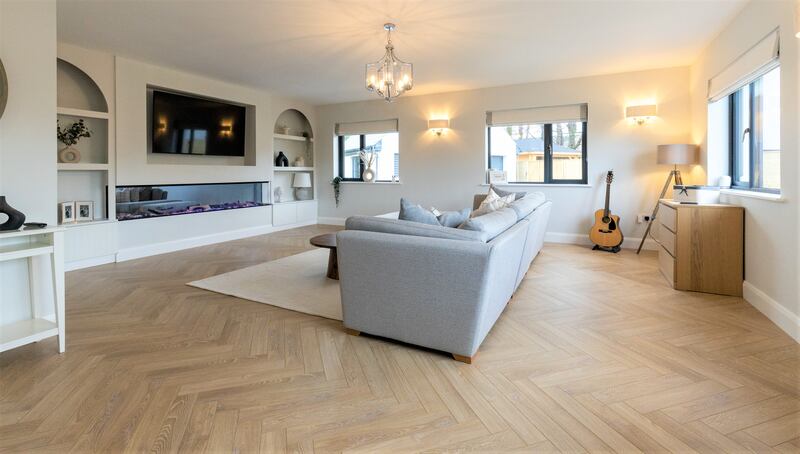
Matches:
[[57, 58, 108, 112]]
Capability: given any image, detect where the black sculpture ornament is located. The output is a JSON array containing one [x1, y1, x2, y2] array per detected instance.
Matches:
[[275, 151, 289, 167], [0, 196, 25, 231]]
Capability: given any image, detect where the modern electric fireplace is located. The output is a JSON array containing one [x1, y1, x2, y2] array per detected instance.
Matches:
[[116, 181, 269, 221]]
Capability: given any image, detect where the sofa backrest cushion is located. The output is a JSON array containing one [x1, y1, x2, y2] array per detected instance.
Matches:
[[458, 207, 518, 241], [346, 216, 488, 242], [509, 192, 546, 219]]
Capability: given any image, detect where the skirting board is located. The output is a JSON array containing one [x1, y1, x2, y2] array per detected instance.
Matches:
[[743, 281, 800, 343], [544, 232, 659, 251], [116, 224, 274, 262], [68, 220, 319, 268], [65, 254, 117, 272]]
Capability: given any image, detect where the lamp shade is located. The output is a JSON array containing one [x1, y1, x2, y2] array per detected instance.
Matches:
[[292, 172, 312, 188], [427, 118, 450, 130], [626, 104, 657, 118], [657, 144, 698, 165]]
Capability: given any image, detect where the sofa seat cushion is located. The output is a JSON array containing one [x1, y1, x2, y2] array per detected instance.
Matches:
[[346, 216, 488, 242], [399, 198, 440, 226], [509, 192, 546, 219], [458, 206, 518, 241]]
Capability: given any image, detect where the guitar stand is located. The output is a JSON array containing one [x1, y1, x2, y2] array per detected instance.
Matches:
[[592, 245, 621, 253]]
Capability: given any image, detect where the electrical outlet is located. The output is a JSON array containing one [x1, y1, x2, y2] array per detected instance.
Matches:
[[636, 214, 652, 224]]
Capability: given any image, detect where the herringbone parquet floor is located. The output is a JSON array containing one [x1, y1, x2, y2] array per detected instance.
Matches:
[[1, 225, 798, 453]]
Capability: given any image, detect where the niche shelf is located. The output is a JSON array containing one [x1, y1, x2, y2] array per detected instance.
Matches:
[[56, 58, 115, 224], [274, 133, 314, 143], [272, 109, 315, 206]]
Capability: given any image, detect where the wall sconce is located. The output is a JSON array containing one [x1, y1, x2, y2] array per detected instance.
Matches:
[[428, 118, 450, 136], [157, 116, 167, 134], [220, 121, 233, 137], [626, 104, 657, 125]]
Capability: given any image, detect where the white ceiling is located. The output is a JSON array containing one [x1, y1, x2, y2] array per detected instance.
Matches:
[[57, 0, 747, 105]]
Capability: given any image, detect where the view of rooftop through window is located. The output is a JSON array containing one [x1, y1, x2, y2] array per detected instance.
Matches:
[[488, 121, 584, 183]]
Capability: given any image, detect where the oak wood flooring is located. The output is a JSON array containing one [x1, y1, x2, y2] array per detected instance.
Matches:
[[1, 225, 797, 453]]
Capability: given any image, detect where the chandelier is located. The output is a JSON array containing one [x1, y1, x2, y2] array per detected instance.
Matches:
[[365, 23, 413, 102]]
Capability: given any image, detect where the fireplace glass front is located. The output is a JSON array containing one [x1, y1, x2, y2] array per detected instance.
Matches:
[[116, 181, 268, 221]]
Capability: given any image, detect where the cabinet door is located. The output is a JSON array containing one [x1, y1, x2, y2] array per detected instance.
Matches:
[[296, 201, 317, 223], [272, 204, 297, 226], [675, 207, 743, 296]]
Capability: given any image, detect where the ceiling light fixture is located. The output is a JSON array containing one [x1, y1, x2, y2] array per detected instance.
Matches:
[[365, 23, 413, 102]]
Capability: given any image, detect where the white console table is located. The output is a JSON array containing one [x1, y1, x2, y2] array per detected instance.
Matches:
[[0, 227, 65, 353]]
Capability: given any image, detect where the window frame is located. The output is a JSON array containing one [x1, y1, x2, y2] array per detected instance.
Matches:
[[336, 133, 398, 182], [728, 73, 779, 194], [486, 121, 588, 185]]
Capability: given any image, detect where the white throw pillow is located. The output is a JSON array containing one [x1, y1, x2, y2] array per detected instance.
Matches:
[[471, 188, 514, 217]]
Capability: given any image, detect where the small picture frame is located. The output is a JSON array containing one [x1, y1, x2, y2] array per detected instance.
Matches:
[[488, 169, 508, 185], [76, 201, 94, 222], [59, 202, 76, 224]]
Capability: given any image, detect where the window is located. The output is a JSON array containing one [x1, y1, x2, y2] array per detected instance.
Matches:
[[487, 119, 587, 184], [337, 132, 399, 181], [729, 66, 780, 191], [335, 119, 399, 182]]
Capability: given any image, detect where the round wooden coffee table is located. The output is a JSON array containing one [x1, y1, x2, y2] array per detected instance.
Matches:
[[309, 233, 338, 280]]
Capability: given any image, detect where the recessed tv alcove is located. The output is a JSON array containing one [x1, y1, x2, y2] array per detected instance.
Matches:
[[115, 181, 269, 221]]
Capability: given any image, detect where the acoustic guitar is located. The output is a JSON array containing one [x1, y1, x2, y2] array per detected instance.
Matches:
[[589, 171, 623, 252]]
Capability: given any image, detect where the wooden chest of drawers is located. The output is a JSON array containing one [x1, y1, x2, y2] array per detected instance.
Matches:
[[657, 200, 744, 297]]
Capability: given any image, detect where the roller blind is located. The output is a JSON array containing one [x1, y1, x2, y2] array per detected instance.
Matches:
[[335, 119, 398, 136], [707, 29, 780, 102], [486, 103, 587, 126]]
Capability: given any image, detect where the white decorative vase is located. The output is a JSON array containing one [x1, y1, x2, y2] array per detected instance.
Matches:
[[362, 168, 376, 183], [58, 146, 81, 163]]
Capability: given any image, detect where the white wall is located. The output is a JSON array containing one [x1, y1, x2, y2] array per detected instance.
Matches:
[[690, 0, 799, 340], [115, 57, 274, 186], [0, 1, 58, 323], [316, 67, 693, 247], [0, 1, 57, 224]]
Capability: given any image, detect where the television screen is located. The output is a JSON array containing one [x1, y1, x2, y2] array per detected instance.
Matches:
[[151, 90, 246, 157]]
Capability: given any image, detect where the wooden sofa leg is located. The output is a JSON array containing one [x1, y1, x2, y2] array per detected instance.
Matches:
[[343, 328, 361, 336], [452, 354, 474, 364]]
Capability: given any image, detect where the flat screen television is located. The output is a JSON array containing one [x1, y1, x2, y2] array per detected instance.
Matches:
[[151, 90, 246, 157]]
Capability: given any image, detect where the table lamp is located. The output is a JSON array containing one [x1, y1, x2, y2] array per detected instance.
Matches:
[[292, 172, 312, 201], [636, 144, 698, 254]]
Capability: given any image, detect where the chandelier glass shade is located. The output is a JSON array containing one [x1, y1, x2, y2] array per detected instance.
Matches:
[[365, 23, 413, 102]]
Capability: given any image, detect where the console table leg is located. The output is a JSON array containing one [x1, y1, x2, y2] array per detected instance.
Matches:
[[51, 232, 66, 353]]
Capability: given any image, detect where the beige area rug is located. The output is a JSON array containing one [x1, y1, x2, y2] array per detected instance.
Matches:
[[187, 248, 342, 320]]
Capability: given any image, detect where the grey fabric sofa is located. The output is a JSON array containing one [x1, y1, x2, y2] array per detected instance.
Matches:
[[336, 193, 552, 363]]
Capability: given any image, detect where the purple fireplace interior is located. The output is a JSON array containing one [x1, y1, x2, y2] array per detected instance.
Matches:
[[116, 181, 269, 221]]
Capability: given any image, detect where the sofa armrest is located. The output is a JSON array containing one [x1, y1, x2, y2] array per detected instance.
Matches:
[[336, 230, 492, 356]]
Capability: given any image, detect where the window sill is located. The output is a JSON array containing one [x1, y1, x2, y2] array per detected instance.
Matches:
[[479, 183, 591, 188], [720, 188, 785, 202], [339, 181, 402, 185]]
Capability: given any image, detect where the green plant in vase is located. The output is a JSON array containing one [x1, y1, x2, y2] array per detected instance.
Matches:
[[331, 176, 343, 207], [57, 118, 92, 163]]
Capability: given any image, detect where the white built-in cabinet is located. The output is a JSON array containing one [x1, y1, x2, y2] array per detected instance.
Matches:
[[273, 200, 318, 226]]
